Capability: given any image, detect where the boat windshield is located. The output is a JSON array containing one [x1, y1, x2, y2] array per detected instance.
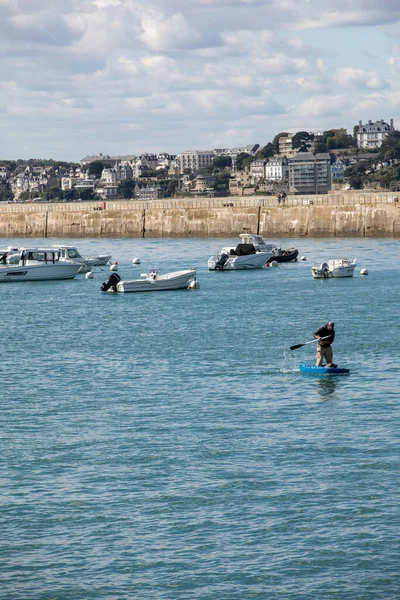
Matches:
[[67, 249, 82, 258]]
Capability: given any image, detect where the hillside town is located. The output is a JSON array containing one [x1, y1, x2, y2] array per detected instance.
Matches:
[[1, 119, 400, 203]]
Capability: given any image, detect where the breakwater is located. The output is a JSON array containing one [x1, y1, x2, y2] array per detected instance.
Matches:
[[1, 193, 400, 238]]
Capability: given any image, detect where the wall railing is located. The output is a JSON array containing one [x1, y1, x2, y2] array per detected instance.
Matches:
[[0, 192, 398, 213]]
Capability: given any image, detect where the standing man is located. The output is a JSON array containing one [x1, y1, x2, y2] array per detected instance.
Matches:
[[313, 321, 335, 366]]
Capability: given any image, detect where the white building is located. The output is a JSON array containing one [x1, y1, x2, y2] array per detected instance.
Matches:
[[265, 157, 288, 181], [357, 119, 395, 149], [250, 160, 266, 184], [178, 150, 215, 174]]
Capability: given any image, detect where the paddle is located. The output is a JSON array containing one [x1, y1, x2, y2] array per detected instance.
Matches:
[[290, 336, 330, 351]]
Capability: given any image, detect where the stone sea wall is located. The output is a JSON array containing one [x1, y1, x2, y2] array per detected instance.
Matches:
[[1, 194, 400, 238]]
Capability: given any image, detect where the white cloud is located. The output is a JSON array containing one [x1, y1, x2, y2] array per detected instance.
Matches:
[[334, 67, 386, 90], [1, 0, 400, 158], [139, 13, 201, 51]]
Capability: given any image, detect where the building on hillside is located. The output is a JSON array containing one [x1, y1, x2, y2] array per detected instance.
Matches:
[[178, 150, 215, 174], [136, 185, 163, 201], [278, 134, 297, 158], [100, 168, 118, 185], [331, 159, 345, 180], [265, 156, 288, 181], [96, 184, 119, 199], [357, 119, 395, 149], [288, 152, 332, 194], [250, 160, 266, 184], [80, 153, 134, 167]]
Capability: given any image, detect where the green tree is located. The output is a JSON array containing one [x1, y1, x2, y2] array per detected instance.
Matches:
[[379, 131, 400, 162], [78, 188, 95, 201], [292, 131, 314, 152], [117, 179, 136, 199], [213, 173, 231, 191], [87, 161, 105, 178], [43, 186, 64, 201], [163, 179, 179, 197], [213, 155, 232, 170], [255, 143, 274, 160], [235, 152, 253, 170]]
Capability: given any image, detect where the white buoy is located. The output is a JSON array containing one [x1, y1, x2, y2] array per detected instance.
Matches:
[[110, 262, 118, 272], [301, 256, 307, 261], [270, 260, 279, 267], [85, 271, 94, 279], [188, 278, 200, 290], [132, 257, 140, 264], [360, 268, 369, 275]]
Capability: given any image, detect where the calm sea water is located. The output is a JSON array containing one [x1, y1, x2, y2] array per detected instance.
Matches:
[[1, 236, 399, 600]]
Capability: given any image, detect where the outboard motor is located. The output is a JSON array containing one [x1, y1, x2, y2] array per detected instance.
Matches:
[[215, 253, 229, 270], [101, 272, 121, 292]]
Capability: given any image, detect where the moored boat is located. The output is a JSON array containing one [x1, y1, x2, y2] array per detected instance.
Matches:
[[53, 245, 112, 273], [238, 234, 299, 263], [0, 248, 82, 281], [208, 236, 272, 270], [101, 269, 197, 293], [312, 257, 356, 279]]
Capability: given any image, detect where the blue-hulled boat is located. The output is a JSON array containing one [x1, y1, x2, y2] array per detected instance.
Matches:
[[300, 363, 350, 375]]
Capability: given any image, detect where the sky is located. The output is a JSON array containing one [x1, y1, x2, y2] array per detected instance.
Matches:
[[2, 0, 400, 161]]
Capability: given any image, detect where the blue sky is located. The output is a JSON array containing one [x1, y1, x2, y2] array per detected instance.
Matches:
[[1, 0, 400, 161]]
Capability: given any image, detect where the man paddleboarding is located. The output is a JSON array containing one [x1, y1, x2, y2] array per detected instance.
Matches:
[[313, 322, 335, 367]]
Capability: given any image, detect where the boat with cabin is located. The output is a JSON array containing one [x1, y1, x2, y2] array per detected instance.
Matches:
[[208, 236, 273, 270], [312, 258, 356, 279], [0, 248, 82, 281]]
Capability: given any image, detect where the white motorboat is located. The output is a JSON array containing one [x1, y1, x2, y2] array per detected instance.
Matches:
[[312, 257, 357, 279], [101, 269, 197, 293], [91, 254, 112, 266], [0, 248, 82, 281], [53, 246, 112, 273], [208, 236, 273, 270]]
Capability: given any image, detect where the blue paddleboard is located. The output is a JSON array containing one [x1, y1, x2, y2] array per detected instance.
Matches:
[[300, 363, 350, 375]]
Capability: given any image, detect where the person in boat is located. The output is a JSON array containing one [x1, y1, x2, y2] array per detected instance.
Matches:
[[313, 321, 335, 367]]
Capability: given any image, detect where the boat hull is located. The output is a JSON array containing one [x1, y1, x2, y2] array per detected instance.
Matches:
[[91, 255, 112, 266], [0, 263, 81, 281], [208, 251, 271, 270], [300, 363, 350, 375], [116, 269, 196, 293], [267, 249, 299, 263]]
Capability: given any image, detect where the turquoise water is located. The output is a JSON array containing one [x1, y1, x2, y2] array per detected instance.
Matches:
[[1, 236, 399, 599]]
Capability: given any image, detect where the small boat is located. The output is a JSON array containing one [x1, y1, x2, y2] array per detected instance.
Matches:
[[311, 257, 356, 279], [238, 234, 299, 263], [91, 254, 112, 266], [53, 246, 112, 273], [101, 269, 197, 293], [208, 236, 272, 270], [300, 363, 350, 375], [0, 248, 82, 281]]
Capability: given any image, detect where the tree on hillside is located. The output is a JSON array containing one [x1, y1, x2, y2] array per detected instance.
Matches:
[[378, 130, 400, 162], [213, 173, 231, 191], [213, 155, 232, 170], [255, 143, 274, 160], [117, 178, 136, 199], [292, 131, 314, 152], [235, 152, 253, 170], [324, 128, 354, 150], [87, 161, 105, 178]]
